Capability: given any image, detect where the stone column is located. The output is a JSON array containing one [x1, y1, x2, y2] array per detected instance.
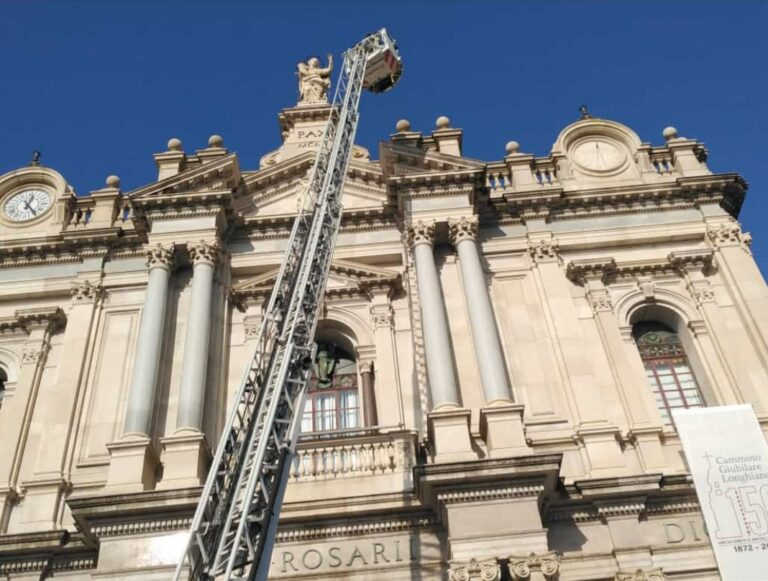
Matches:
[[408, 221, 473, 462], [409, 221, 460, 408], [450, 217, 529, 458], [122, 243, 175, 436], [160, 241, 220, 488], [176, 240, 220, 431], [367, 285, 404, 427], [106, 243, 174, 492], [359, 361, 378, 427], [448, 216, 510, 403]]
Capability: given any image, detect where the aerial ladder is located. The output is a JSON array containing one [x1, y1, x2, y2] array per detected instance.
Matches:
[[173, 29, 403, 581]]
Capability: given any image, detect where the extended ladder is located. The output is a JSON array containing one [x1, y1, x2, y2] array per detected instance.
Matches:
[[173, 29, 402, 581]]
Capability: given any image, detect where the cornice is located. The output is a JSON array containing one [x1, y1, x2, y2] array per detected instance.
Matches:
[[0, 530, 96, 575]]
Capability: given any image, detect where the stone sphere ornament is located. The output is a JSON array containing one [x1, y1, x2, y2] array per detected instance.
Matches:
[[167, 137, 183, 151], [436, 116, 451, 129]]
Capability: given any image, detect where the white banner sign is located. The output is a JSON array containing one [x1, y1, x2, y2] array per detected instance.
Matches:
[[674, 405, 768, 580]]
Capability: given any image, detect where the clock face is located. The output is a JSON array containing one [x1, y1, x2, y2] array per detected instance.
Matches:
[[4, 189, 52, 222], [572, 139, 625, 172]]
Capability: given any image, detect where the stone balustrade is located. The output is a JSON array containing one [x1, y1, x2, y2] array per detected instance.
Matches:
[[289, 429, 417, 483]]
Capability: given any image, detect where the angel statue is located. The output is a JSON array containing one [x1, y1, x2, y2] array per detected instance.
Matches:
[[297, 54, 334, 105]]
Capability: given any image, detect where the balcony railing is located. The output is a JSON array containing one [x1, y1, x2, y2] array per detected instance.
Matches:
[[290, 428, 417, 483]]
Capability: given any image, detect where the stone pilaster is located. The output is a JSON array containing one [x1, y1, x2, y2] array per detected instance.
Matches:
[[508, 552, 561, 581], [567, 259, 664, 473], [106, 243, 175, 493], [408, 221, 473, 462], [0, 308, 64, 532], [15, 281, 102, 532], [366, 284, 402, 427]]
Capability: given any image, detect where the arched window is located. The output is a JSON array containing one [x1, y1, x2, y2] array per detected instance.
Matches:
[[301, 343, 360, 433], [0, 367, 7, 411], [633, 321, 705, 425]]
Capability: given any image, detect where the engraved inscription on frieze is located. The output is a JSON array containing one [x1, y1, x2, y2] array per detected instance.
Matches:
[[269, 536, 425, 577]]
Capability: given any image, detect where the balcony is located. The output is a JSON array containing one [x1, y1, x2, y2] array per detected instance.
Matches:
[[283, 428, 418, 504]]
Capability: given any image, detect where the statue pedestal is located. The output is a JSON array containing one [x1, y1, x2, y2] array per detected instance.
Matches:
[[428, 406, 476, 463], [480, 403, 531, 458]]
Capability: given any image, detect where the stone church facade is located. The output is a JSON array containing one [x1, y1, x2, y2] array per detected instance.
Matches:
[[0, 83, 763, 580]]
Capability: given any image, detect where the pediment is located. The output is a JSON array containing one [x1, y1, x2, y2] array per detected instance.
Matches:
[[127, 153, 241, 204], [240, 152, 386, 218], [231, 259, 400, 305]]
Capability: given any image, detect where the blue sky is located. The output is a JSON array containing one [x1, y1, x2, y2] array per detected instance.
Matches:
[[3, 1, 767, 266]]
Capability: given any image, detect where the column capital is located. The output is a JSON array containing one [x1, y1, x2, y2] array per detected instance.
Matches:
[[407, 220, 436, 248], [449, 558, 501, 581], [448, 215, 479, 246], [358, 360, 373, 374], [146, 243, 176, 271], [370, 304, 394, 329], [527, 239, 560, 264], [508, 551, 561, 580], [707, 221, 752, 253], [71, 279, 104, 304], [188, 239, 222, 267]]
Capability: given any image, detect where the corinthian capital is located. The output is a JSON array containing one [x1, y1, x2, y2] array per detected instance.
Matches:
[[407, 220, 436, 248], [71, 279, 104, 304], [448, 216, 479, 246], [146, 243, 176, 270], [707, 222, 752, 254], [188, 240, 222, 267], [449, 558, 501, 581], [527, 239, 559, 263], [508, 552, 561, 580]]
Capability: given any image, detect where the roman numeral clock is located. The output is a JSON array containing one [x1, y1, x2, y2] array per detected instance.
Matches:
[[4, 189, 52, 222]]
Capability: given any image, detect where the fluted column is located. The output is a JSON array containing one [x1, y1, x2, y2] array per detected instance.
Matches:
[[123, 243, 175, 436], [449, 216, 511, 404], [408, 221, 460, 409], [176, 240, 220, 431]]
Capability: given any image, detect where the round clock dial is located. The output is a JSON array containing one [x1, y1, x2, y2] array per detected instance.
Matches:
[[4, 189, 52, 222], [572, 139, 625, 172]]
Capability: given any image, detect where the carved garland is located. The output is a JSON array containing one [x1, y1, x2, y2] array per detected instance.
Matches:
[[707, 222, 752, 253], [527, 239, 559, 263]]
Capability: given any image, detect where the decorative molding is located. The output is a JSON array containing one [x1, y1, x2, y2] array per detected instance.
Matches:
[[275, 515, 434, 542], [615, 568, 667, 581], [437, 484, 544, 504], [508, 551, 561, 580], [596, 501, 647, 519], [71, 279, 103, 304], [637, 276, 655, 300], [449, 558, 501, 581], [90, 515, 192, 537], [448, 215, 479, 246], [528, 239, 559, 263], [146, 242, 176, 270], [243, 316, 261, 339], [407, 220, 436, 248], [21, 343, 49, 365], [188, 239, 222, 267], [707, 222, 752, 253]]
